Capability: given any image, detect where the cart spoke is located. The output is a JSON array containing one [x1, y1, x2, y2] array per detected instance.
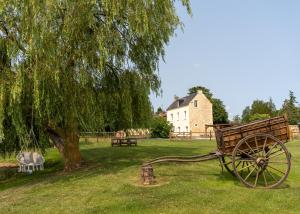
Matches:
[[228, 157, 242, 163], [240, 162, 245, 176], [236, 161, 242, 168], [265, 168, 278, 183], [262, 136, 268, 155], [238, 163, 256, 172], [254, 169, 260, 187], [262, 170, 268, 187], [267, 161, 288, 164], [235, 159, 255, 162], [244, 166, 256, 182], [267, 165, 286, 175], [224, 161, 232, 166], [265, 143, 278, 156], [247, 162, 252, 173], [225, 157, 244, 166], [244, 140, 256, 156], [266, 149, 283, 158], [254, 136, 259, 154], [267, 151, 285, 160], [237, 149, 255, 159]]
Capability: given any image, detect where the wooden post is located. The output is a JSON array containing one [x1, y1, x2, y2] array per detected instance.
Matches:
[[141, 165, 155, 185]]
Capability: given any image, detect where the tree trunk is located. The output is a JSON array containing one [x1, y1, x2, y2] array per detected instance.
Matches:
[[46, 126, 81, 171], [63, 130, 81, 171]]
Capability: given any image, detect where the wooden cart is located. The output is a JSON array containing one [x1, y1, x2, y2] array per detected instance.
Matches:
[[142, 116, 292, 188]]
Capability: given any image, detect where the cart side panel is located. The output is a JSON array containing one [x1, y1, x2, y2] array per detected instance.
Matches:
[[217, 116, 290, 154]]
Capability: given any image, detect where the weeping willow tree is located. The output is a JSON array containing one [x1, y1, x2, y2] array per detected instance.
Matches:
[[0, 0, 191, 170], [97, 70, 154, 131]]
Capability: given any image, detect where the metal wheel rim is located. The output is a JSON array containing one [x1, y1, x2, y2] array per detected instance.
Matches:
[[232, 133, 291, 188]]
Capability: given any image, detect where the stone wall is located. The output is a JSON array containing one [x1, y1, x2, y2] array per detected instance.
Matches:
[[189, 90, 213, 133], [289, 125, 300, 139]]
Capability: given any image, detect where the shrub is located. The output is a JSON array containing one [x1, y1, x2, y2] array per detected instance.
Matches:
[[150, 117, 172, 138], [249, 113, 270, 122]]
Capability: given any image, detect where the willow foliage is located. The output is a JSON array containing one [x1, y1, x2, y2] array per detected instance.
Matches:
[[0, 0, 191, 157]]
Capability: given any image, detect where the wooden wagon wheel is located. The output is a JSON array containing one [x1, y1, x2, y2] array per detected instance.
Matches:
[[221, 156, 236, 177], [232, 133, 291, 188]]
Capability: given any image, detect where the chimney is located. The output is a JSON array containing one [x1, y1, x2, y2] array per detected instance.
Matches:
[[197, 89, 203, 95]]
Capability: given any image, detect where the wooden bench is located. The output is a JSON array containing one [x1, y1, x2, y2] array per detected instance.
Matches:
[[111, 138, 137, 147]]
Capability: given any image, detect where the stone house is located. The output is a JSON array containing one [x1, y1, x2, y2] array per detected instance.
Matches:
[[166, 90, 213, 133]]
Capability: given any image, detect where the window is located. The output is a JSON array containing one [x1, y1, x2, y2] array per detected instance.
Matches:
[[194, 100, 198, 107], [194, 124, 198, 127], [184, 111, 186, 120], [186, 126, 188, 132], [171, 114, 173, 121], [177, 112, 179, 121], [178, 127, 181, 132]]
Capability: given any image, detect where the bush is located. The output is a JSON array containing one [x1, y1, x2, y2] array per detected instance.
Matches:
[[150, 117, 172, 138]]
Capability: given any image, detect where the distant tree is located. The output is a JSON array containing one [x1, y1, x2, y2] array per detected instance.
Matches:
[[241, 106, 251, 123], [150, 117, 172, 138], [241, 98, 277, 123], [187, 86, 228, 124], [249, 113, 270, 122], [251, 99, 276, 116], [156, 107, 164, 114], [280, 91, 300, 125], [188, 86, 213, 100], [212, 98, 229, 124], [232, 115, 241, 124], [267, 98, 277, 116]]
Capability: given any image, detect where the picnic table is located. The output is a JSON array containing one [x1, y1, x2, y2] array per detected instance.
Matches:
[[111, 138, 137, 147]]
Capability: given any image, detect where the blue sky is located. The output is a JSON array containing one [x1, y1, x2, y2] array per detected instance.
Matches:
[[150, 0, 300, 119]]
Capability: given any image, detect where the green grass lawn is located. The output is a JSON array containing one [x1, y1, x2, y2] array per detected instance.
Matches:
[[0, 139, 299, 214]]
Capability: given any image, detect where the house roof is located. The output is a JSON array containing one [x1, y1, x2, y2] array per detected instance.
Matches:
[[166, 93, 197, 111]]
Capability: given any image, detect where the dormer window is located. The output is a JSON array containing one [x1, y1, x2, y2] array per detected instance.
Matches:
[[177, 99, 184, 107], [194, 100, 198, 107]]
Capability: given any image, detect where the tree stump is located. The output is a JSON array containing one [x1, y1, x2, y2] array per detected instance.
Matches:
[[141, 165, 155, 185]]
